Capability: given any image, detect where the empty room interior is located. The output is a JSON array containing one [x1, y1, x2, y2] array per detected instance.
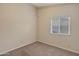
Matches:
[[0, 3, 79, 56]]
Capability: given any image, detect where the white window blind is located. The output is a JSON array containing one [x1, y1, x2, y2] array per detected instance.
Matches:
[[50, 16, 70, 35]]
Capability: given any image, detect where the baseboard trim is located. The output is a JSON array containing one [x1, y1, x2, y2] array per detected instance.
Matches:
[[37, 41, 79, 54], [1, 41, 79, 55], [0, 41, 37, 55]]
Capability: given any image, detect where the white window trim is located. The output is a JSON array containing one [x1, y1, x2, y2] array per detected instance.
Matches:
[[50, 16, 71, 35]]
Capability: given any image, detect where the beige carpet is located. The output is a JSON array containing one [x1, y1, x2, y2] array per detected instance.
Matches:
[[1, 42, 79, 56]]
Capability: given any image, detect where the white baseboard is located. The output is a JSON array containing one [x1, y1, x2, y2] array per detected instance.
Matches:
[[0, 41, 36, 55], [38, 41, 79, 54], [1, 40, 79, 55]]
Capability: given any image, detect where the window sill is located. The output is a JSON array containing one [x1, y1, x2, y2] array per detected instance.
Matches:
[[50, 32, 71, 36]]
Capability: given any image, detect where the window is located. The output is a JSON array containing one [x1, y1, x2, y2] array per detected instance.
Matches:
[[50, 16, 70, 35]]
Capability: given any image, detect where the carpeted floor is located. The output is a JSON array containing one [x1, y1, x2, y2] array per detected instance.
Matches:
[[1, 42, 79, 56]]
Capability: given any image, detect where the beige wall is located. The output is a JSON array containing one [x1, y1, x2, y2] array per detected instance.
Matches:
[[38, 4, 79, 53], [0, 4, 37, 54], [0, 3, 79, 54]]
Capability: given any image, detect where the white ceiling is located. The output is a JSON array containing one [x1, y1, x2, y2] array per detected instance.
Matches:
[[32, 3, 61, 7]]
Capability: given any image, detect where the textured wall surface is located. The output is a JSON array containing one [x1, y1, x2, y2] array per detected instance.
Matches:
[[0, 4, 37, 54], [38, 4, 79, 53]]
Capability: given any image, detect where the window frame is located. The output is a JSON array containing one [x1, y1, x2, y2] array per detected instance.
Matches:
[[50, 16, 71, 35]]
